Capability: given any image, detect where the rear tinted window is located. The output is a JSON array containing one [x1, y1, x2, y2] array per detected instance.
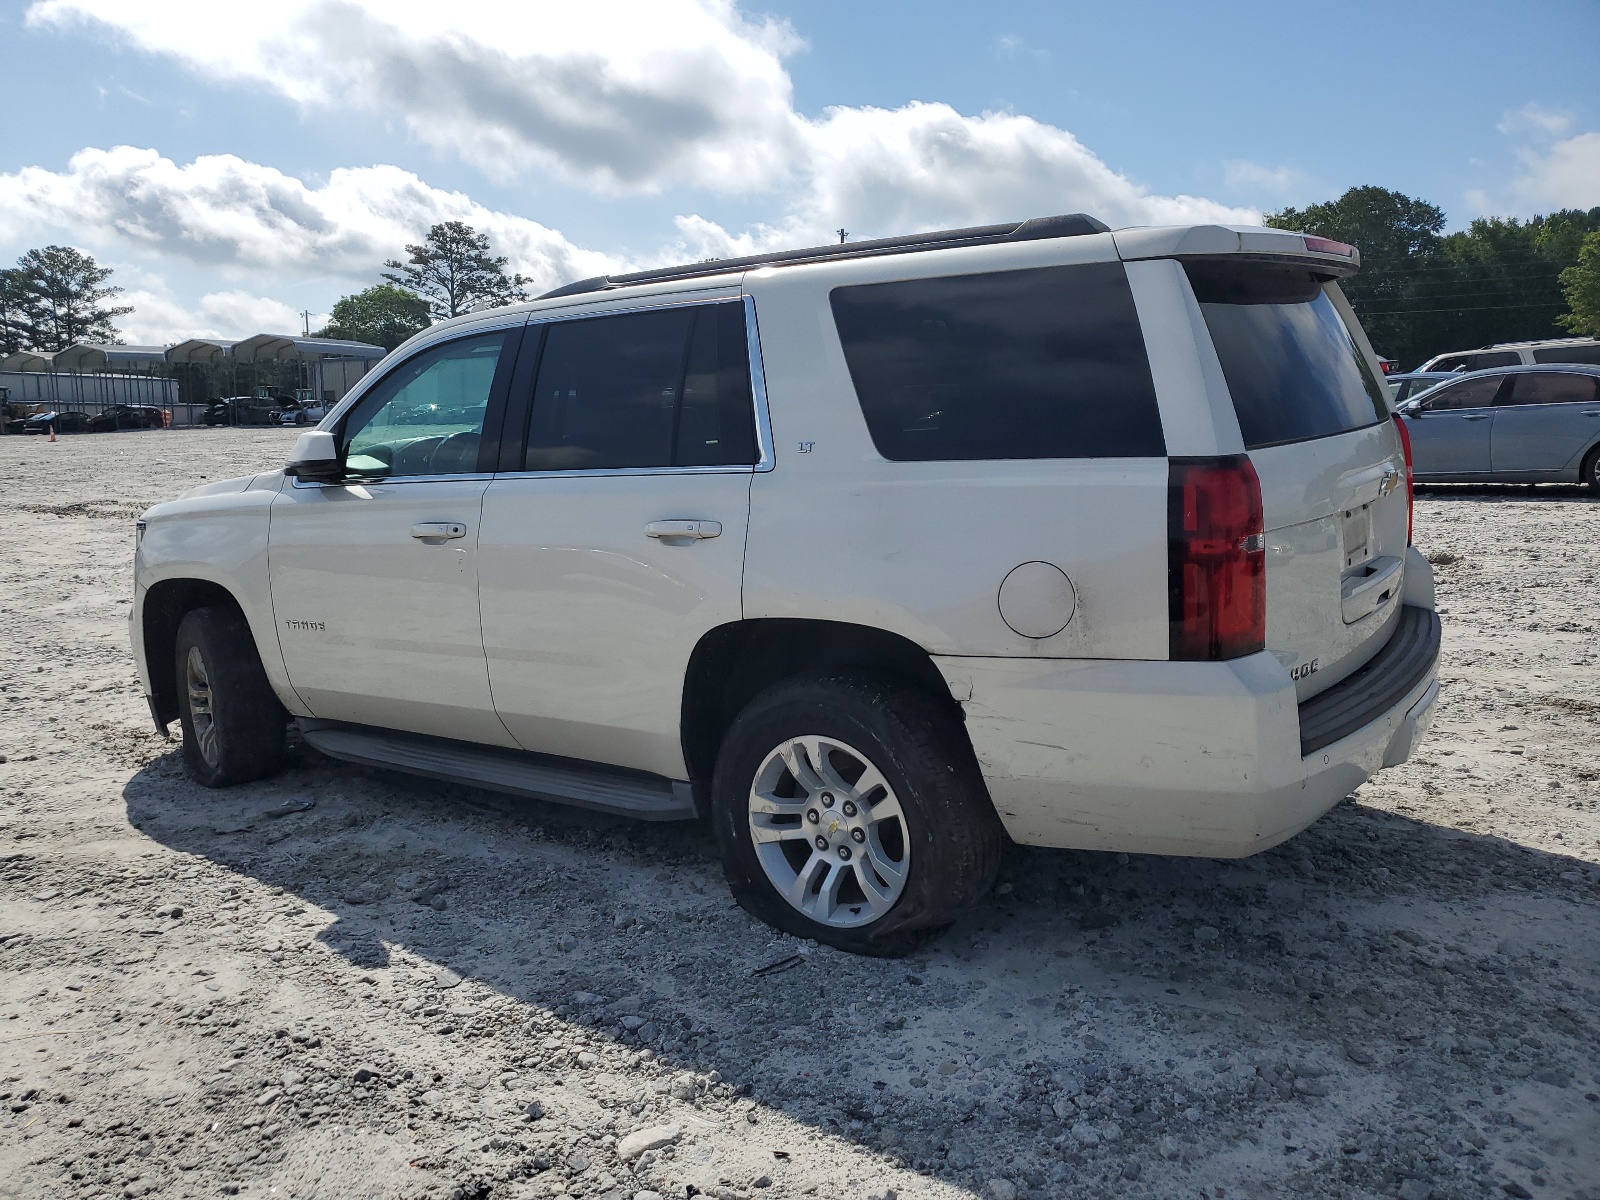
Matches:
[[1187, 262, 1387, 450], [525, 302, 756, 471], [830, 262, 1164, 461], [1503, 372, 1599, 406], [1532, 344, 1600, 366]]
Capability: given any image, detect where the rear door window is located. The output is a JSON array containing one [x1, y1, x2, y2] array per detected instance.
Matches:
[[524, 301, 756, 471], [830, 262, 1164, 461], [1186, 262, 1387, 450], [1502, 372, 1600, 406]]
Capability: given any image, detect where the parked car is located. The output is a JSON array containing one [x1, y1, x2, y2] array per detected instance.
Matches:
[[1386, 371, 1460, 408], [89, 405, 166, 432], [21, 410, 94, 434], [1396, 364, 1600, 488], [1417, 336, 1600, 373], [202, 397, 277, 427], [271, 398, 328, 426], [132, 215, 1440, 955]]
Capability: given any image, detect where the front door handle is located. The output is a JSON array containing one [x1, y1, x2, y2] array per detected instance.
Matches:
[[645, 520, 721, 540], [411, 522, 467, 540], [1582, 410, 1600, 417], [1462, 414, 1490, 422]]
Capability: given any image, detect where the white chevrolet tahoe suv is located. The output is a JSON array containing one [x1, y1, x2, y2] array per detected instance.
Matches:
[[132, 215, 1441, 955]]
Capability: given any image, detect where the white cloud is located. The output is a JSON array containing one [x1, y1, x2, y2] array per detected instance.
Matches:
[[1472, 105, 1600, 214], [1497, 103, 1573, 139], [0, 146, 621, 290], [28, 0, 804, 194], [116, 284, 329, 344], [1222, 159, 1302, 199], [27, 0, 1256, 238], [678, 103, 1256, 253], [1506, 131, 1600, 211]]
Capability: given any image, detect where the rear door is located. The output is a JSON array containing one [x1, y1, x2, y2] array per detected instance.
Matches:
[[477, 297, 757, 780], [1185, 260, 1411, 699], [1401, 374, 1506, 476], [1491, 371, 1600, 475]]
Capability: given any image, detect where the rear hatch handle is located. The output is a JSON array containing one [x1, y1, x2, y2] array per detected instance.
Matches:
[[1342, 555, 1403, 624]]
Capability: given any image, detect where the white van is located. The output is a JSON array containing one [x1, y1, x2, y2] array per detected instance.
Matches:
[[1419, 336, 1600, 373], [131, 216, 1440, 954]]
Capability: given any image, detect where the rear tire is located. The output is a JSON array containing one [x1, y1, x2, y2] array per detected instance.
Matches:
[[1583, 446, 1600, 494], [175, 606, 287, 787], [711, 673, 1005, 957]]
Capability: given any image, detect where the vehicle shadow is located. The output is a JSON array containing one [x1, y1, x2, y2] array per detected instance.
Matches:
[[1416, 481, 1598, 501], [121, 738, 1600, 1198]]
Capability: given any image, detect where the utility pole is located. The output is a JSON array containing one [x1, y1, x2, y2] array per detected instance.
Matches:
[[300, 309, 312, 336], [837, 228, 848, 244]]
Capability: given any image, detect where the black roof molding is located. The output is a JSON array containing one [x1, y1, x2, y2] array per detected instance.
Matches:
[[538, 213, 1111, 300]]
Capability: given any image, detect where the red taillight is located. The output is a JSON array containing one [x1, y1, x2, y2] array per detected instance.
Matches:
[[1168, 455, 1266, 661], [1303, 235, 1356, 258], [1393, 414, 1415, 546]]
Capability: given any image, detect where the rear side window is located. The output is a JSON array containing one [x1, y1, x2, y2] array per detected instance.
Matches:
[[1187, 262, 1387, 450], [1532, 344, 1600, 365], [524, 301, 756, 471], [830, 262, 1164, 461], [1503, 372, 1599, 406]]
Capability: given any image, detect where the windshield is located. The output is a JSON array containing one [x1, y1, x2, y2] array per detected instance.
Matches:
[[1186, 262, 1388, 450]]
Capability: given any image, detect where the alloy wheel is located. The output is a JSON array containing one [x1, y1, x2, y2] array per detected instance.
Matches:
[[747, 735, 910, 928], [185, 645, 220, 766]]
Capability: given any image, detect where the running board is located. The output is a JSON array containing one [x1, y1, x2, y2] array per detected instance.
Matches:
[[296, 720, 697, 821]]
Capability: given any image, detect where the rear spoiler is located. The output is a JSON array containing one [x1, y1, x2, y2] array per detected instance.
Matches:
[[1113, 225, 1361, 277]]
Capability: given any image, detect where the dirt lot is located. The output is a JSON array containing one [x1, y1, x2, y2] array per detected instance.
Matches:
[[2, 427, 1598, 1200]]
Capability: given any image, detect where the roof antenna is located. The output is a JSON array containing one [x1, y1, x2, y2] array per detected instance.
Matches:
[[837, 228, 848, 244]]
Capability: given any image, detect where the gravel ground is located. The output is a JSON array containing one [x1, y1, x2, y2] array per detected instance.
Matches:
[[2, 428, 1598, 1200]]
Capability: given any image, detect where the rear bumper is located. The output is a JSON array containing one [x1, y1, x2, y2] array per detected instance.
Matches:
[[934, 604, 1441, 858]]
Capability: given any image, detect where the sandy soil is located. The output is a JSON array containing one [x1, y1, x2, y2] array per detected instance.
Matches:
[[1, 428, 1597, 1200]]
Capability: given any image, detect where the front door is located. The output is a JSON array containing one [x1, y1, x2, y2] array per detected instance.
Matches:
[[1491, 371, 1600, 475], [268, 326, 522, 745], [478, 298, 758, 779], [1404, 373, 1507, 476]]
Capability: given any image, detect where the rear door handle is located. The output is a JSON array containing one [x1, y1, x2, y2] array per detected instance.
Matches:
[[411, 522, 467, 540], [645, 520, 721, 540], [1582, 410, 1600, 417], [1462, 414, 1490, 422]]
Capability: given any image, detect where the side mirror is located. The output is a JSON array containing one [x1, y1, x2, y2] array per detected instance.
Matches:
[[285, 430, 342, 481]]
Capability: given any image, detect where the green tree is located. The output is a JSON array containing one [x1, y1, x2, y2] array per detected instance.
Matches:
[[1559, 229, 1600, 337], [0, 267, 33, 356], [1266, 187, 1446, 366], [13, 245, 133, 350], [316, 283, 432, 351], [381, 221, 530, 321], [1269, 189, 1599, 367]]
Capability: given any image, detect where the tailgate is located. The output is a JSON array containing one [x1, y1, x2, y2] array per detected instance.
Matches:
[[1185, 260, 1406, 700]]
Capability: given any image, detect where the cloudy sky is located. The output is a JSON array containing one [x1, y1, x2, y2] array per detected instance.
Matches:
[[2, 0, 1596, 345]]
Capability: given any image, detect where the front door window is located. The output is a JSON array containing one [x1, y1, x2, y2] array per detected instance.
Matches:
[[343, 332, 510, 477]]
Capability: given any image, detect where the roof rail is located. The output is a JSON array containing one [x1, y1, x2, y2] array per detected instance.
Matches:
[[539, 213, 1111, 300]]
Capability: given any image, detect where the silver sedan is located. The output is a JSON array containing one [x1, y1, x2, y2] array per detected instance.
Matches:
[[1396, 364, 1600, 490]]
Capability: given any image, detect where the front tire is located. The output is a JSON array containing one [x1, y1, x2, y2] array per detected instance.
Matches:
[[711, 674, 1005, 956], [175, 606, 287, 787]]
